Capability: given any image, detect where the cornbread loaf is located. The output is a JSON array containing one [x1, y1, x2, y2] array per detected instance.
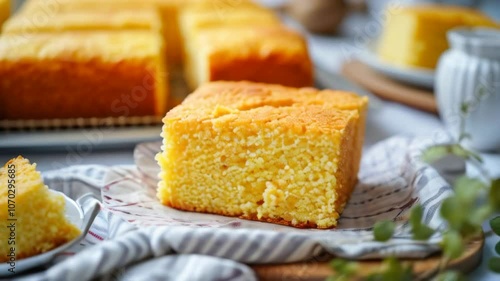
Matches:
[[0, 31, 167, 120], [0, 157, 81, 262], [2, 4, 163, 35], [0, 0, 9, 28], [378, 5, 499, 69], [157, 81, 368, 228], [184, 25, 314, 90]]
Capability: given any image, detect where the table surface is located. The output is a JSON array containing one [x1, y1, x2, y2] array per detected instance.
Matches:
[[1, 6, 500, 281]]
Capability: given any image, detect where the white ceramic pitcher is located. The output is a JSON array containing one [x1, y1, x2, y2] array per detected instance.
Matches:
[[436, 28, 500, 152]]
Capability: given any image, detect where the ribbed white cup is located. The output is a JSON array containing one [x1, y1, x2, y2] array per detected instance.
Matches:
[[436, 28, 500, 152]]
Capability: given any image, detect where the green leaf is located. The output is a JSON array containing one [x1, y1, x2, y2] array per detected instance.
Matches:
[[329, 259, 348, 272], [441, 197, 465, 231], [329, 259, 357, 277], [490, 217, 500, 236], [442, 231, 465, 260], [470, 205, 493, 226], [458, 221, 482, 239], [412, 224, 435, 241], [410, 205, 423, 227], [460, 102, 469, 115], [374, 220, 395, 242], [454, 176, 485, 205], [421, 145, 451, 164], [496, 241, 500, 255], [365, 273, 383, 281], [435, 270, 467, 281], [380, 257, 413, 281], [488, 257, 500, 273], [409, 205, 435, 240], [489, 179, 500, 211]]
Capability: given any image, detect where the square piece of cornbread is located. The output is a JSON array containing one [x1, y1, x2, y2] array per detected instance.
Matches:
[[180, 3, 282, 89], [0, 31, 167, 120], [378, 5, 498, 69], [185, 25, 314, 90], [157, 81, 368, 228]]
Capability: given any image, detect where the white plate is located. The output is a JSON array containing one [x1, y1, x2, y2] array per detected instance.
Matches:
[[358, 46, 435, 89], [0, 192, 100, 277]]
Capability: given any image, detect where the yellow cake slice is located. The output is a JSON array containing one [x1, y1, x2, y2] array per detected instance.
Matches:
[[184, 25, 314, 90], [0, 157, 81, 262], [378, 4, 499, 69], [156, 81, 368, 228], [2, 4, 163, 35], [0, 31, 167, 120], [0, 0, 9, 28]]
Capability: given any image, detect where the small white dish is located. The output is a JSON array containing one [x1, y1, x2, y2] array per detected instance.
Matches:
[[359, 46, 435, 89], [0, 192, 100, 277]]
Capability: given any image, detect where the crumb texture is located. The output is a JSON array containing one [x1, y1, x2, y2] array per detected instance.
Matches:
[[157, 81, 368, 228], [0, 156, 81, 262]]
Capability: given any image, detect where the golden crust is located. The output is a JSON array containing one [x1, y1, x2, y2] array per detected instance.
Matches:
[[158, 81, 368, 229], [187, 26, 313, 89], [0, 32, 168, 120], [3, 5, 163, 34]]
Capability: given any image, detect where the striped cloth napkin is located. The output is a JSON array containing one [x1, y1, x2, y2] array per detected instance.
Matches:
[[20, 136, 458, 281]]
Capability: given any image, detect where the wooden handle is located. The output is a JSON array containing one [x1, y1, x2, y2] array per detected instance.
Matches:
[[341, 60, 438, 113]]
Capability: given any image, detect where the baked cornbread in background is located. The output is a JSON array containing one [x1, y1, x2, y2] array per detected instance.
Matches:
[[2, 4, 163, 36], [180, 2, 283, 89], [184, 26, 314, 90], [0, 31, 167, 120], [0, 156, 81, 262], [378, 5, 499, 69], [180, 0, 279, 37], [0, 0, 314, 123], [17, 0, 224, 66], [0, 0, 9, 28], [157, 81, 368, 228]]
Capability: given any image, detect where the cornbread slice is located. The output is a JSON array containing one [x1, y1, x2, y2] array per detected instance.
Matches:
[[2, 4, 163, 35], [157, 81, 368, 228], [378, 5, 499, 69], [180, 4, 282, 89], [0, 31, 167, 120], [0, 0, 9, 28], [185, 25, 314, 90], [0, 157, 81, 262]]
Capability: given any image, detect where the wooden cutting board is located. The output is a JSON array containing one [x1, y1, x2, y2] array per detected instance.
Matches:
[[341, 60, 438, 114], [252, 235, 483, 281]]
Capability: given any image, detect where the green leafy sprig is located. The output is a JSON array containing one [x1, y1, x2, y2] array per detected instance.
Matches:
[[328, 144, 500, 280]]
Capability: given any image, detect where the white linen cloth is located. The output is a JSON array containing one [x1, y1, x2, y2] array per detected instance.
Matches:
[[18, 136, 456, 281]]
